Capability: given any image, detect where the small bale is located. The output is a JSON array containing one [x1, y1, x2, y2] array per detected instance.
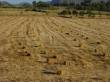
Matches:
[[37, 57, 48, 63], [17, 51, 31, 56], [73, 38, 77, 41], [47, 58, 57, 65], [96, 41, 101, 44], [40, 50, 46, 54], [85, 37, 89, 40], [65, 33, 70, 35], [21, 46, 26, 49], [42, 69, 61, 75]]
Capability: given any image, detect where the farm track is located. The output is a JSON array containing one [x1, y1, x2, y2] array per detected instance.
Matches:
[[0, 16, 110, 82]]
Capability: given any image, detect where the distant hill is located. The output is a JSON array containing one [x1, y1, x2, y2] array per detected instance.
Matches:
[[51, 0, 60, 5], [0, 1, 13, 7], [46, 1, 52, 4], [0, 1, 32, 8], [15, 2, 32, 8]]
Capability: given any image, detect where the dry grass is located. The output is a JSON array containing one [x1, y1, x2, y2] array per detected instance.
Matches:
[[0, 10, 110, 82]]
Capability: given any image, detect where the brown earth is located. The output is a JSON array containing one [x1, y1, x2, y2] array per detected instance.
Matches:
[[0, 15, 110, 82]]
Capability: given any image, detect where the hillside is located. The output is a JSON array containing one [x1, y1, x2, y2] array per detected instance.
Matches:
[[0, 1, 13, 7]]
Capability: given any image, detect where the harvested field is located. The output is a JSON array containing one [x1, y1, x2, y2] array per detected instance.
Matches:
[[0, 15, 110, 82]]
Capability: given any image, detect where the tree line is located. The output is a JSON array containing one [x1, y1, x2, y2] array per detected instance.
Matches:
[[0, 0, 110, 12], [53, 0, 110, 12]]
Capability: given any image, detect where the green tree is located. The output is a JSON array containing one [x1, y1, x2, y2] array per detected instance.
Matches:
[[0, 2, 1, 7], [32, 1, 37, 11], [81, 0, 92, 10], [37, 1, 50, 8], [83, 0, 92, 6], [106, 1, 110, 12]]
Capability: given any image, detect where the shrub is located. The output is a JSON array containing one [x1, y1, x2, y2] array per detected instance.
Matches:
[[32, 8, 37, 11], [79, 11, 85, 16], [98, 12, 102, 17], [58, 10, 68, 15], [68, 10, 71, 15], [87, 10, 95, 17], [72, 10, 78, 16]]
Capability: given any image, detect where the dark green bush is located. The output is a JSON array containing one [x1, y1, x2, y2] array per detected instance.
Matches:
[[87, 10, 95, 17], [58, 10, 68, 15], [79, 11, 85, 16], [72, 10, 78, 16]]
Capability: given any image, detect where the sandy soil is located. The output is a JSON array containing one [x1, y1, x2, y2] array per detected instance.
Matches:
[[0, 15, 110, 82]]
